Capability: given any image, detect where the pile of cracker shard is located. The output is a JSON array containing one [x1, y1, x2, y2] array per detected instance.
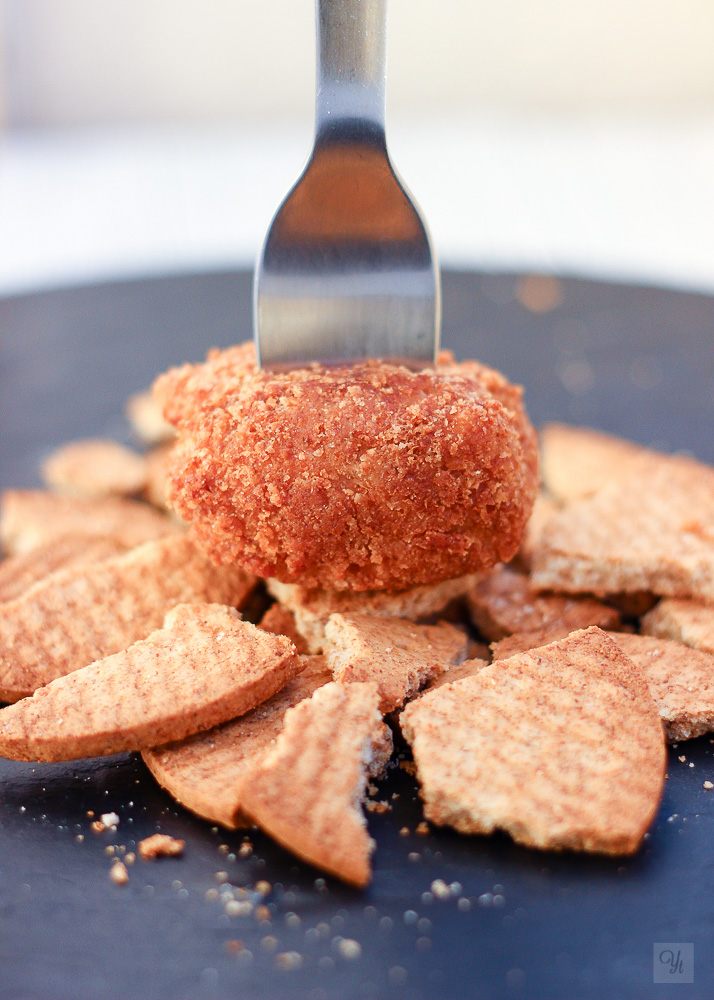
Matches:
[[1, 411, 713, 887]]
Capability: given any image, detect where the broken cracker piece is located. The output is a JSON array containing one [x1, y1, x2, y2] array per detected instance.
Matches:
[[513, 491, 561, 570], [642, 598, 714, 657], [0, 603, 302, 761], [490, 627, 571, 661], [324, 612, 468, 712], [138, 834, 185, 859], [608, 631, 714, 742], [41, 439, 148, 498], [126, 389, 176, 446], [142, 656, 332, 829], [465, 564, 620, 641], [0, 534, 256, 702], [0, 490, 178, 556], [258, 604, 309, 655], [401, 627, 665, 855], [239, 682, 392, 887], [267, 574, 481, 654], [421, 656, 489, 694], [143, 442, 176, 511], [531, 460, 714, 603], [540, 423, 664, 501], [0, 533, 128, 604]]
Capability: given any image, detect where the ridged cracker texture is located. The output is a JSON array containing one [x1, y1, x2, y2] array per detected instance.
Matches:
[[642, 599, 714, 656], [531, 460, 714, 602], [268, 574, 480, 653], [324, 612, 468, 712], [0, 534, 256, 702], [239, 681, 392, 887], [0, 490, 178, 556], [41, 439, 148, 498], [0, 534, 128, 604], [143, 656, 332, 829], [465, 564, 620, 641], [401, 627, 665, 855], [0, 604, 302, 762]]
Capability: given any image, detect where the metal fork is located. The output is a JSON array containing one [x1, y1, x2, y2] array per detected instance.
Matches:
[[254, 0, 440, 370]]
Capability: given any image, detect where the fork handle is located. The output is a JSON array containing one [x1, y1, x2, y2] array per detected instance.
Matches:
[[315, 0, 387, 143]]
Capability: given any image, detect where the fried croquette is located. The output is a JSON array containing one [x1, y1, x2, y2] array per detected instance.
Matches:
[[153, 344, 538, 591]]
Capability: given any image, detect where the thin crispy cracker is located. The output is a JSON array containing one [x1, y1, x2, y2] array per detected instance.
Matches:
[[0, 604, 302, 762], [0, 490, 179, 556], [143, 656, 331, 828], [324, 612, 468, 712], [143, 443, 175, 511], [540, 423, 660, 501], [267, 574, 481, 654], [642, 598, 714, 656], [257, 604, 309, 655], [239, 682, 392, 887], [514, 491, 561, 570], [466, 564, 620, 641], [401, 627, 665, 855], [126, 390, 176, 446], [0, 534, 128, 603], [41, 439, 148, 498], [607, 631, 714, 741], [0, 534, 256, 702], [490, 627, 571, 660], [531, 460, 714, 602], [422, 656, 489, 694]]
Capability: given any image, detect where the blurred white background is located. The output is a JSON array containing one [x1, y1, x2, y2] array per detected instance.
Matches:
[[1, 0, 713, 294]]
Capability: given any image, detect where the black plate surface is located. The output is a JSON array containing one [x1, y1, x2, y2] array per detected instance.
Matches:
[[1, 270, 713, 1000]]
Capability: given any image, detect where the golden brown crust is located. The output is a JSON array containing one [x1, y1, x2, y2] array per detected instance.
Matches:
[[324, 612, 468, 712], [0, 604, 303, 762], [642, 598, 714, 656], [238, 681, 392, 887], [142, 656, 331, 829], [402, 627, 665, 855], [465, 564, 621, 641], [41, 439, 148, 498], [0, 490, 179, 556], [153, 344, 538, 591], [0, 534, 257, 702]]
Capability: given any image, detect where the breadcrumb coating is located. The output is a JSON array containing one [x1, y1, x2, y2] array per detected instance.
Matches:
[[153, 344, 538, 591]]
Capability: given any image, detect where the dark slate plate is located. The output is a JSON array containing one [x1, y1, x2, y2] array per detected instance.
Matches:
[[1, 270, 713, 1000]]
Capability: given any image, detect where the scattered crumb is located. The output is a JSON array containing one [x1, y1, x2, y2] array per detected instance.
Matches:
[[400, 760, 417, 776], [337, 938, 362, 961], [238, 842, 253, 857], [138, 834, 185, 860], [399, 827, 410, 837], [275, 951, 303, 971], [704, 781, 713, 790], [225, 900, 253, 917], [415, 821, 429, 836], [255, 904, 271, 923], [365, 800, 389, 814], [125, 852, 136, 865], [430, 879, 451, 900], [224, 939, 244, 955], [109, 861, 129, 886], [90, 820, 106, 834], [100, 812, 119, 829]]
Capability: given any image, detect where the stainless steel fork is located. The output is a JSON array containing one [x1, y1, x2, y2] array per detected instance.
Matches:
[[254, 0, 440, 370]]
